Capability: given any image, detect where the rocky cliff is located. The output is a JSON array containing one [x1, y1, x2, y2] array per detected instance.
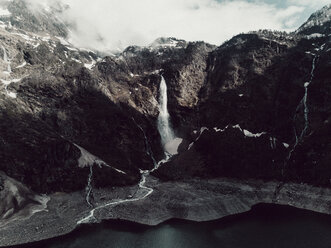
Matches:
[[155, 28, 331, 186], [0, 0, 330, 201]]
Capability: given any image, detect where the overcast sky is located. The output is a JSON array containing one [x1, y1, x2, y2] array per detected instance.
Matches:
[[30, 0, 330, 52]]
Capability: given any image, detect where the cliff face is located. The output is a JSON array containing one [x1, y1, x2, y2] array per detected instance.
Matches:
[[155, 30, 331, 186], [297, 4, 331, 36], [0, 0, 330, 197]]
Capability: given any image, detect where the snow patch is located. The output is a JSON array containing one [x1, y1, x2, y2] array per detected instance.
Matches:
[[305, 51, 315, 56], [0, 79, 11, 85], [74, 144, 126, 174], [188, 127, 208, 150], [56, 36, 70, 46], [214, 126, 228, 132], [84, 56, 97, 70], [33, 43, 40, 49], [71, 58, 81, 63], [306, 33, 324, 39], [232, 124, 266, 138], [7, 92, 16, 98], [41, 35, 51, 42], [66, 46, 78, 51], [15, 61, 27, 69], [84, 61, 96, 70], [0, 7, 10, 16], [12, 32, 35, 42], [150, 38, 180, 49], [190, 125, 267, 150], [243, 129, 266, 138]]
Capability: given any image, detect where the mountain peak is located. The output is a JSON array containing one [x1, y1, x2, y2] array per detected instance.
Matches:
[[149, 37, 187, 49], [0, 0, 68, 37], [296, 4, 331, 36]]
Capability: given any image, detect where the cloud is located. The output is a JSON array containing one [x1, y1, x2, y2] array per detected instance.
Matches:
[[287, 0, 330, 8], [29, 0, 306, 52]]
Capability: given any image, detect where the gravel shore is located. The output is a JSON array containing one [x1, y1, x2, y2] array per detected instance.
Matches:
[[1, 177, 331, 247]]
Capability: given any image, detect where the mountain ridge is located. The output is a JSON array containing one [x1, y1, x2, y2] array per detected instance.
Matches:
[[0, 2, 330, 238], [0, 1, 329, 189]]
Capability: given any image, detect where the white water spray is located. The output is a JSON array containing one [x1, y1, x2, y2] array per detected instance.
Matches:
[[157, 76, 175, 145], [1, 45, 17, 98], [157, 76, 182, 155]]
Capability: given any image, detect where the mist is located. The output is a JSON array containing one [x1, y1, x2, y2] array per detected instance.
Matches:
[[27, 0, 326, 52]]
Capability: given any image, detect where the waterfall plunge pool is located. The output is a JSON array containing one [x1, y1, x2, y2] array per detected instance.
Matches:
[[12, 204, 331, 248]]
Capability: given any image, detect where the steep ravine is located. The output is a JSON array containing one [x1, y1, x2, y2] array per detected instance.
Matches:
[[75, 75, 178, 225]]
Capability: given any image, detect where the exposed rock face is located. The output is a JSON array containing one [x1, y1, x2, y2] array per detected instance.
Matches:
[[153, 126, 287, 181], [0, 2, 330, 246], [0, 1, 330, 199], [0, 10, 157, 193], [153, 25, 331, 186], [297, 4, 331, 36], [0, 0, 68, 37], [174, 30, 331, 187]]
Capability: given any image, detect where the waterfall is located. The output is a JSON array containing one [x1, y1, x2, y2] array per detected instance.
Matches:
[[157, 76, 182, 155], [77, 76, 184, 222], [157, 76, 175, 145], [301, 56, 317, 139], [1, 45, 17, 98], [285, 53, 319, 167], [132, 117, 157, 167], [86, 165, 94, 207], [2, 46, 11, 73], [296, 55, 318, 142]]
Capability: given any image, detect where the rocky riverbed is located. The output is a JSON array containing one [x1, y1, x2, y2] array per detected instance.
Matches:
[[1, 176, 331, 247]]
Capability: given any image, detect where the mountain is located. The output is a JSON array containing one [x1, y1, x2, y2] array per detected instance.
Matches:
[[297, 4, 331, 36], [154, 29, 330, 185], [0, 0, 68, 37], [0, 1, 330, 244]]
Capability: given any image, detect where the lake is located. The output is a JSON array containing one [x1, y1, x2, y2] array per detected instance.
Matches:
[[16, 204, 331, 248]]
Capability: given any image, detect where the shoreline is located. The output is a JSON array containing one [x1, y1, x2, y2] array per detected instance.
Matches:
[[11, 203, 331, 248], [1, 177, 331, 247]]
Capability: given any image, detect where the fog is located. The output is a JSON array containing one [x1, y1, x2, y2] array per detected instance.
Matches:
[[26, 0, 328, 52]]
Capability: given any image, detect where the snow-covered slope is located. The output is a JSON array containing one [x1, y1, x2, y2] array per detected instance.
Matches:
[[297, 4, 331, 36]]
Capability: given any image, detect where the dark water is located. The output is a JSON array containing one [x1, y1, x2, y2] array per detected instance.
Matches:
[[18, 204, 331, 248]]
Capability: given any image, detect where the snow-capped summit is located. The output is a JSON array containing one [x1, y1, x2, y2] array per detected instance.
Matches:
[[297, 4, 331, 36], [0, 0, 68, 37], [149, 37, 187, 49]]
